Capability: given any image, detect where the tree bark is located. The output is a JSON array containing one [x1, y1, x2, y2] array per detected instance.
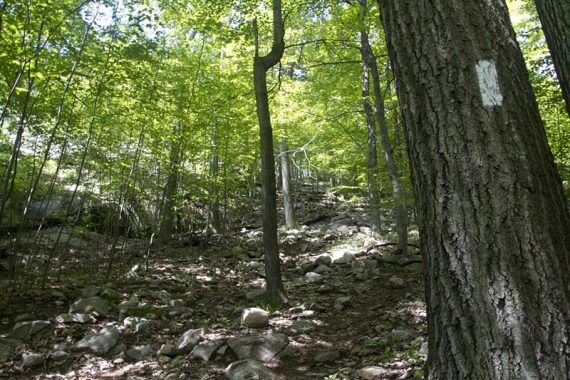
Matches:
[[280, 139, 296, 229], [534, 0, 570, 116], [253, 0, 287, 303], [158, 128, 181, 246], [378, 0, 570, 378]]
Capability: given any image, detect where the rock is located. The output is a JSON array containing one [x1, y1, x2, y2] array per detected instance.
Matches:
[[387, 329, 416, 343], [12, 320, 52, 340], [305, 272, 323, 284], [315, 255, 332, 266], [150, 290, 171, 303], [118, 300, 139, 313], [0, 338, 22, 361], [190, 340, 225, 361], [158, 344, 177, 357], [164, 373, 181, 380], [100, 288, 120, 300], [358, 366, 390, 379], [22, 352, 44, 368], [241, 308, 269, 328], [314, 350, 340, 363], [123, 317, 152, 334], [389, 276, 405, 288], [176, 328, 204, 354], [14, 313, 35, 323], [331, 249, 356, 264], [69, 297, 110, 317], [125, 345, 153, 361], [334, 296, 352, 311], [108, 343, 127, 356], [49, 350, 69, 364], [420, 341, 429, 355], [227, 334, 289, 362], [168, 299, 186, 308], [245, 289, 266, 301], [50, 291, 67, 302], [56, 313, 95, 324], [73, 326, 119, 355], [313, 264, 332, 274], [289, 320, 316, 334], [225, 359, 276, 380]]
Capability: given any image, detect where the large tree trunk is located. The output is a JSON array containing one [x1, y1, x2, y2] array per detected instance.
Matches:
[[158, 129, 181, 246], [280, 139, 296, 229], [253, 0, 287, 303], [378, 0, 570, 378], [534, 0, 570, 116]]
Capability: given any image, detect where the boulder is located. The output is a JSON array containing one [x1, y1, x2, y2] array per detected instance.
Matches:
[[69, 297, 110, 317], [227, 334, 289, 362], [125, 345, 153, 361], [123, 317, 152, 334], [289, 320, 316, 334], [176, 328, 204, 354], [190, 340, 225, 362], [158, 344, 177, 357], [49, 350, 69, 364], [21, 352, 44, 368], [304, 272, 323, 284], [241, 308, 269, 328], [12, 320, 52, 340], [56, 313, 95, 324], [330, 249, 356, 264], [73, 326, 119, 355], [225, 359, 276, 380], [358, 366, 390, 379]]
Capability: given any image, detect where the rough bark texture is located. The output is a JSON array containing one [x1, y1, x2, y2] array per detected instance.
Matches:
[[379, 0, 570, 378], [253, 0, 287, 302], [534, 0, 570, 116], [280, 139, 296, 229]]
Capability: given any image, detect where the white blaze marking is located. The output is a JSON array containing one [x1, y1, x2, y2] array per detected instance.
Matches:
[[476, 60, 503, 107]]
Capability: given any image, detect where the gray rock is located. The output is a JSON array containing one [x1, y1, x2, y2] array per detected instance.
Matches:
[[168, 299, 186, 308], [334, 296, 352, 311], [124, 317, 152, 334], [69, 297, 110, 317], [313, 264, 332, 274], [389, 276, 405, 288], [331, 249, 356, 264], [81, 287, 100, 298], [22, 352, 44, 368], [100, 288, 120, 300], [50, 291, 67, 302], [241, 308, 269, 328], [314, 350, 340, 363], [190, 339, 225, 361], [108, 343, 127, 356], [56, 313, 95, 324], [49, 350, 69, 364], [227, 334, 289, 362], [73, 326, 119, 354], [125, 345, 153, 361], [164, 374, 181, 380], [358, 366, 390, 379], [225, 359, 276, 380], [118, 300, 139, 313], [245, 289, 266, 301], [387, 329, 416, 343], [158, 344, 177, 357], [150, 290, 171, 302], [305, 272, 323, 284], [0, 338, 22, 361], [420, 341, 429, 355], [289, 320, 316, 334], [14, 313, 35, 323], [315, 255, 332, 266], [12, 320, 52, 340], [176, 328, 204, 354]]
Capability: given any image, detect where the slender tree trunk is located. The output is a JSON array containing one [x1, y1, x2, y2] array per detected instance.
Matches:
[[253, 0, 287, 303], [359, 28, 382, 233], [379, 0, 570, 378], [158, 128, 181, 246], [360, 16, 407, 253], [534, 0, 570, 116], [280, 139, 296, 229]]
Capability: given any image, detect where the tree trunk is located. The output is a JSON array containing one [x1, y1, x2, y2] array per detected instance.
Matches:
[[359, 49, 382, 233], [360, 21, 407, 253], [158, 128, 181, 246], [280, 139, 296, 229], [253, 0, 287, 303], [534, 0, 570, 116], [379, 0, 570, 378]]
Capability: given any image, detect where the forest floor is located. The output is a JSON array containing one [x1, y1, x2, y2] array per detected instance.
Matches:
[[0, 189, 426, 379]]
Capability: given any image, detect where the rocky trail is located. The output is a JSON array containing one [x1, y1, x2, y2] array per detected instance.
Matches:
[[0, 192, 426, 379]]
